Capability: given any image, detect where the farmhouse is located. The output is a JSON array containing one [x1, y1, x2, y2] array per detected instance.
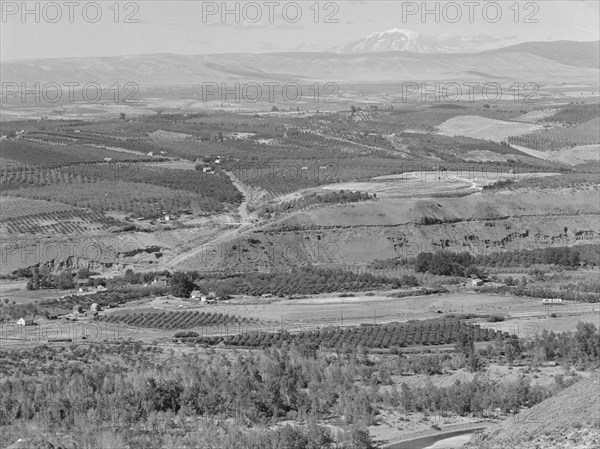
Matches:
[[190, 290, 203, 299], [468, 276, 484, 287], [152, 276, 169, 286], [17, 316, 35, 326]]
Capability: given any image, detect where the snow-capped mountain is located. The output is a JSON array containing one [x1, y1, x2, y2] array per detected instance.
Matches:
[[334, 28, 452, 54]]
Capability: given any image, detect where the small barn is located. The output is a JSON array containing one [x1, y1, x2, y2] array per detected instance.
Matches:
[[152, 276, 168, 286], [17, 316, 35, 326], [90, 303, 101, 312], [190, 290, 203, 299], [72, 305, 84, 314], [468, 276, 484, 287]]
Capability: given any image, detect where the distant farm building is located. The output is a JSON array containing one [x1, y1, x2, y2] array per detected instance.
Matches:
[[72, 305, 84, 314], [152, 276, 168, 286], [468, 276, 484, 287], [17, 317, 35, 326], [90, 303, 101, 312]]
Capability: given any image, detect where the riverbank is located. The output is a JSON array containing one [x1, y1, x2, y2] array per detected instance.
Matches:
[[382, 422, 493, 449]]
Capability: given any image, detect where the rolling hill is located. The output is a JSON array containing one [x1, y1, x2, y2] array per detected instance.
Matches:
[[466, 372, 600, 449], [2, 41, 598, 88], [488, 40, 600, 69]]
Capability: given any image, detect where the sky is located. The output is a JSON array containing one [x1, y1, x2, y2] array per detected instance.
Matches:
[[1, 1, 599, 61]]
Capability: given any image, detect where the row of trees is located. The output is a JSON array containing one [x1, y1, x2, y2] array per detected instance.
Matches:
[[186, 320, 507, 350], [25, 266, 76, 290], [372, 245, 597, 278], [167, 267, 409, 298], [413, 251, 484, 278], [257, 190, 375, 218]]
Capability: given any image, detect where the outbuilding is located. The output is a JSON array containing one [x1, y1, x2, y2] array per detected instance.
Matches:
[[17, 317, 35, 326]]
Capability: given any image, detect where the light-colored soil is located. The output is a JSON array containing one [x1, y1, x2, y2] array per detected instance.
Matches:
[[436, 116, 542, 142], [318, 176, 476, 198], [191, 291, 595, 334], [553, 144, 600, 165], [281, 188, 596, 228], [478, 311, 600, 334]]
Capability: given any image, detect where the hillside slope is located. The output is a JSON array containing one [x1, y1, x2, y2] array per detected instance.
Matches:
[[2, 49, 598, 87], [488, 40, 600, 69], [466, 372, 600, 449]]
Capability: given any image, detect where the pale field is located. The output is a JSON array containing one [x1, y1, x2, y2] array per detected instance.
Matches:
[[510, 144, 554, 160], [318, 177, 476, 198], [512, 109, 558, 123], [553, 144, 600, 165], [140, 160, 197, 170], [436, 116, 542, 142], [372, 171, 559, 185], [0, 283, 66, 304], [183, 291, 596, 334], [478, 311, 600, 335]]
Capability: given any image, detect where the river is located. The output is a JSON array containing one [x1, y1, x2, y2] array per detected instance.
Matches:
[[388, 428, 484, 449]]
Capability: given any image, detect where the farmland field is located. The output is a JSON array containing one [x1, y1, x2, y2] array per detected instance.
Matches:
[[436, 116, 543, 142], [0, 196, 78, 220], [0, 139, 152, 167], [4, 181, 222, 217], [509, 117, 600, 150], [0, 196, 120, 236], [1, 210, 119, 236], [98, 310, 258, 330], [181, 319, 509, 349]]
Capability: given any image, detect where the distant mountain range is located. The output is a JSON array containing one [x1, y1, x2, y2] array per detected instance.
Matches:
[[1, 37, 598, 89], [333, 28, 452, 54]]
